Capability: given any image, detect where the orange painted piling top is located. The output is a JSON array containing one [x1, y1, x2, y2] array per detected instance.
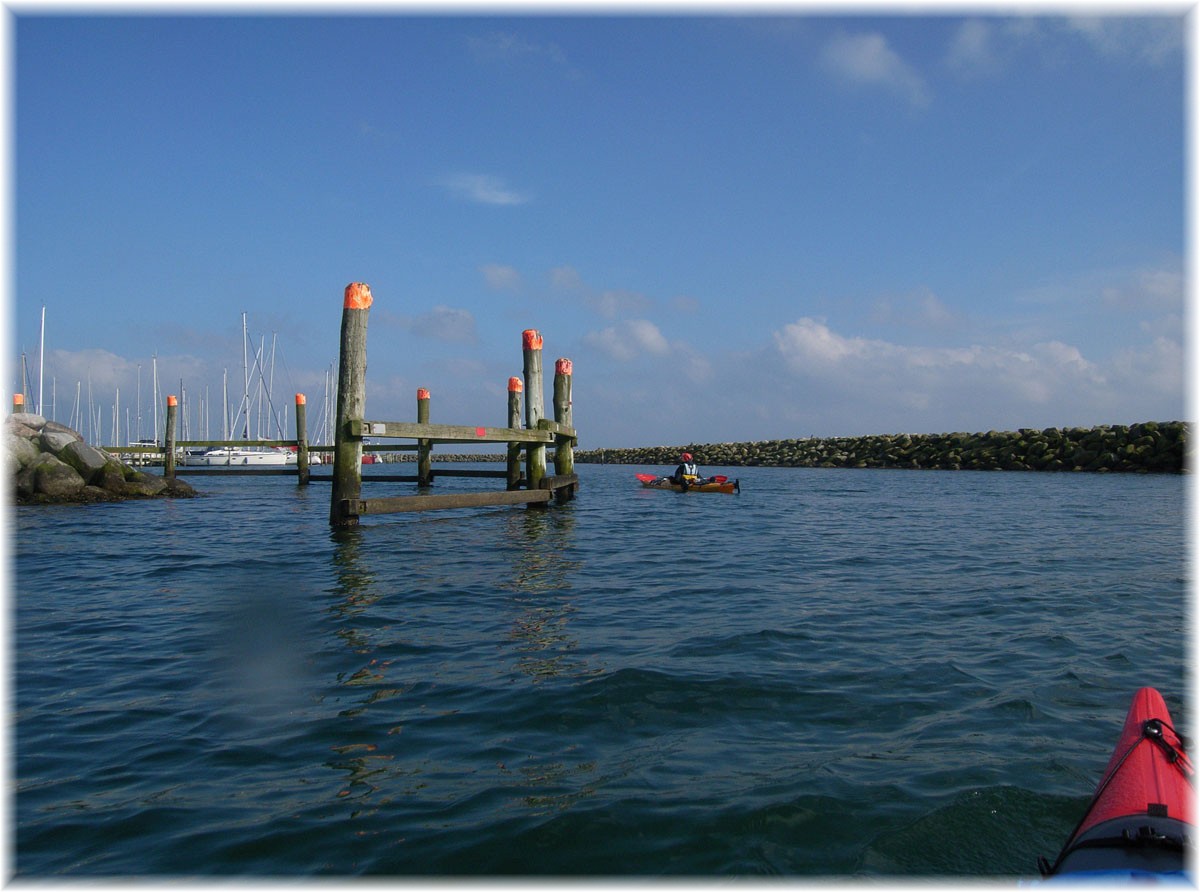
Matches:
[[417, 388, 430, 401], [555, 358, 573, 376], [344, 282, 373, 310], [13, 393, 23, 406], [508, 376, 523, 393], [522, 329, 543, 351], [296, 393, 306, 405], [167, 395, 178, 407]]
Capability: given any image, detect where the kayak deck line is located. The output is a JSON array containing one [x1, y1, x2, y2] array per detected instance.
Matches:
[[1040, 687, 1193, 879]]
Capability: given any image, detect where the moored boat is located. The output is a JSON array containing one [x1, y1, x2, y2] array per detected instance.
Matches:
[[1039, 686, 1192, 881], [186, 446, 296, 466], [636, 473, 739, 494]]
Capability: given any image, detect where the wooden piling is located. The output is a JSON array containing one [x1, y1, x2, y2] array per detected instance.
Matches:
[[506, 376, 523, 490], [12, 393, 23, 414], [295, 393, 310, 485], [553, 359, 574, 474], [330, 283, 372, 527], [552, 358, 575, 503], [416, 387, 432, 486], [164, 395, 178, 479], [522, 330, 546, 497]]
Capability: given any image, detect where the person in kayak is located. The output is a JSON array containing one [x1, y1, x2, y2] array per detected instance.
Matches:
[[670, 453, 700, 488]]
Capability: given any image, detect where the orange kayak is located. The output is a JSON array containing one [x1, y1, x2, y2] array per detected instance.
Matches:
[[635, 473, 739, 494], [1040, 687, 1192, 879]]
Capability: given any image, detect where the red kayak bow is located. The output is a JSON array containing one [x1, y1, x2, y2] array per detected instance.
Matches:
[[1041, 687, 1192, 877]]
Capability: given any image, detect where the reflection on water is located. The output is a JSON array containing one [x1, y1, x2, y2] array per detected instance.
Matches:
[[501, 508, 592, 681], [329, 527, 380, 614], [320, 501, 598, 823]]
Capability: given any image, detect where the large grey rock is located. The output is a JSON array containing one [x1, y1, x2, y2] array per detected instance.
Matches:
[[33, 454, 86, 498], [121, 471, 168, 497], [5, 433, 39, 474], [39, 429, 79, 454], [42, 420, 83, 438], [9, 412, 198, 503], [59, 440, 111, 485], [9, 412, 45, 429]]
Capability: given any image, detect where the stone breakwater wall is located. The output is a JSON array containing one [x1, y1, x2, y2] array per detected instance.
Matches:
[[575, 421, 1185, 474], [7, 412, 197, 504]]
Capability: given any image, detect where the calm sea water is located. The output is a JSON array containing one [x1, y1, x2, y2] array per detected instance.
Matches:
[[13, 463, 1188, 877]]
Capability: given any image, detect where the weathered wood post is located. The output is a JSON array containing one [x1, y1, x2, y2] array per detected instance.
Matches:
[[506, 376, 523, 490], [330, 282, 372, 527], [295, 393, 310, 486], [416, 387, 432, 486], [164, 395, 178, 480], [553, 358, 574, 503], [522, 330, 546, 496]]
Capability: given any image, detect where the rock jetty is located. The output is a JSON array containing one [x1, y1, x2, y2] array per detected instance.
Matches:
[[575, 421, 1185, 474], [8, 412, 197, 504]]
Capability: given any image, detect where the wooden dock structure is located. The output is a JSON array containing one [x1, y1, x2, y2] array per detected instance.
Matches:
[[328, 283, 578, 527]]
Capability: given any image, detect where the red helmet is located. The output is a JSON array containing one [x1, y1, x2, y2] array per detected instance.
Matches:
[[681, 453, 693, 461]]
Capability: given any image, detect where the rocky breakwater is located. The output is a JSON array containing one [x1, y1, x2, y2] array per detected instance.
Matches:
[[576, 421, 1185, 474], [8, 412, 197, 504]]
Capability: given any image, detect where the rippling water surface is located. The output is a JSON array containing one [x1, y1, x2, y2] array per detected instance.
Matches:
[[13, 464, 1187, 876]]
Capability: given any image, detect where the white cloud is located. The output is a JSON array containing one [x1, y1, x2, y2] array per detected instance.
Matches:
[[482, 264, 522, 292], [549, 265, 584, 291], [944, 16, 1184, 78], [408, 306, 478, 344], [820, 32, 929, 108], [585, 319, 671, 362], [594, 289, 653, 319], [770, 316, 1182, 429], [945, 20, 1002, 77], [869, 287, 960, 330], [440, 173, 530, 206], [467, 31, 572, 70], [1064, 16, 1183, 66], [1102, 267, 1184, 312]]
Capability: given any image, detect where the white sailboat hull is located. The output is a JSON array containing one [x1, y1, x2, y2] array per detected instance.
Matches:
[[185, 447, 296, 466]]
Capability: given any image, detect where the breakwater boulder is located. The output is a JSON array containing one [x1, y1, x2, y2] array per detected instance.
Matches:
[[7, 412, 197, 504], [575, 421, 1185, 474]]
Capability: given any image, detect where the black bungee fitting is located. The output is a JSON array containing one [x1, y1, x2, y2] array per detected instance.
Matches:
[[1038, 716, 1192, 877]]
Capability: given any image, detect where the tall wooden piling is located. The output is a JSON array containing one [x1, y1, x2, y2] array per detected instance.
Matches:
[[416, 388, 432, 486], [522, 330, 546, 495], [164, 395, 178, 479], [553, 358, 574, 479], [330, 282, 372, 527], [295, 393, 310, 485], [506, 376, 523, 490], [12, 393, 23, 414]]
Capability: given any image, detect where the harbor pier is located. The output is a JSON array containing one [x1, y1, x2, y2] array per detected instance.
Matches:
[[328, 283, 579, 527]]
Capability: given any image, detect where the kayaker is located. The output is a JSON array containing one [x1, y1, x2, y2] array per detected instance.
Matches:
[[670, 452, 700, 486]]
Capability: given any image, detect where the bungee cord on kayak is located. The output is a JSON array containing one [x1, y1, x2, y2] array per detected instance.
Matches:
[[1038, 689, 1193, 879]]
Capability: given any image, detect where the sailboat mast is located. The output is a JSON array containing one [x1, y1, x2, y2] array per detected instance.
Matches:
[[152, 355, 160, 444], [37, 305, 45, 416], [242, 313, 250, 440]]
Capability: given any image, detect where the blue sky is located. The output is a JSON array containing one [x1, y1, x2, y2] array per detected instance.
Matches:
[[10, 8, 1187, 450]]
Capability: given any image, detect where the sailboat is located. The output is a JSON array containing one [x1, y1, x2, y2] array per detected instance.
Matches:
[[186, 314, 297, 467]]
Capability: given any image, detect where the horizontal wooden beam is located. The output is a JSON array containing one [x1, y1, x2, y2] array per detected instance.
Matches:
[[349, 420, 553, 444], [343, 489, 553, 515], [536, 419, 577, 439], [538, 473, 580, 491], [174, 467, 299, 476]]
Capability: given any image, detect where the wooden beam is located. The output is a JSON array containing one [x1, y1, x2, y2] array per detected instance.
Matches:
[[349, 420, 553, 444], [538, 473, 580, 491], [536, 418, 577, 438], [344, 489, 553, 514]]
